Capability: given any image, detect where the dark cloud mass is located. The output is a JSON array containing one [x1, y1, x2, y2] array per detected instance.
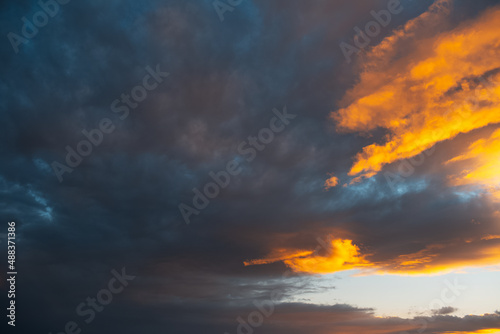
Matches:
[[1, 0, 500, 333]]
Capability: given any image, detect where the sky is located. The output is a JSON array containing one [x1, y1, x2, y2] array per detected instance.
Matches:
[[1, 0, 500, 333]]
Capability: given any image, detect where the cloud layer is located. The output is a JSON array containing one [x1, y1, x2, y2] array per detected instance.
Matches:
[[1, 0, 500, 333]]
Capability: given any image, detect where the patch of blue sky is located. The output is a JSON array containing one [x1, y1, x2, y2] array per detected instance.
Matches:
[[319, 177, 430, 212], [287, 267, 500, 318]]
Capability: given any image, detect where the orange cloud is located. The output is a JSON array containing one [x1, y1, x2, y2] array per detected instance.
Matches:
[[441, 330, 500, 334], [482, 235, 500, 241], [374, 239, 500, 276], [245, 235, 500, 276], [324, 175, 339, 190], [446, 128, 500, 200], [332, 3, 500, 189], [244, 238, 372, 274]]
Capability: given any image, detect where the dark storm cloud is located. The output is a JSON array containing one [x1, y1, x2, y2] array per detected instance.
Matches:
[[1, 0, 500, 333]]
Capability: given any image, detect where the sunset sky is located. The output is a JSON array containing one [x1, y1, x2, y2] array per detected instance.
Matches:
[[1, 0, 500, 333]]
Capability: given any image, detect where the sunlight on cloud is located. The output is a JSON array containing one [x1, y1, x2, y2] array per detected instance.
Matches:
[[441, 329, 500, 334], [324, 174, 339, 190], [245, 235, 500, 276], [446, 128, 500, 201], [244, 238, 372, 274], [332, 2, 500, 198], [374, 240, 500, 276]]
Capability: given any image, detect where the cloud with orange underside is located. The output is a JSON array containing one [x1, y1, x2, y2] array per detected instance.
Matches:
[[441, 330, 500, 334], [445, 128, 500, 200], [324, 174, 339, 190], [332, 2, 500, 189], [244, 238, 372, 274], [245, 236, 500, 276], [374, 238, 500, 276]]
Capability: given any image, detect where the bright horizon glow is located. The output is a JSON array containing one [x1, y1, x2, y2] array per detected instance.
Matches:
[[284, 268, 500, 318]]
